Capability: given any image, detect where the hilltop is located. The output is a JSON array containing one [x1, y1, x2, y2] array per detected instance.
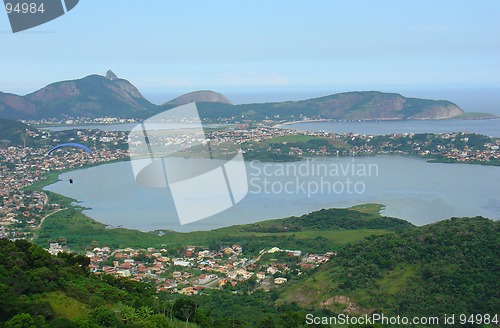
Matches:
[[0, 71, 478, 121], [164, 90, 233, 106]]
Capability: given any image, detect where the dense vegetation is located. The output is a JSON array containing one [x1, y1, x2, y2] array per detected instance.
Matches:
[[282, 216, 500, 321], [2, 216, 498, 327], [0, 239, 205, 327], [0, 239, 149, 326], [242, 206, 413, 233]]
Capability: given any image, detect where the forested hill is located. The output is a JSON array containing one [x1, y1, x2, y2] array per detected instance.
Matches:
[[0, 119, 35, 146], [281, 216, 500, 319], [0, 239, 198, 327], [240, 207, 413, 233]]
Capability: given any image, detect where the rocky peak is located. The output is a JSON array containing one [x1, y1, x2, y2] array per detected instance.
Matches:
[[106, 70, 118, 80]]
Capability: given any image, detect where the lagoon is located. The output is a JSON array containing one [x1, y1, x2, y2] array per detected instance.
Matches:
[[44, 155, 500, 232]]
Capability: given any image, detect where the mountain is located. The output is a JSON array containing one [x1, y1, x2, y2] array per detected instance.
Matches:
[[0, 71, 157, 119], [196, 91, 464, 121], [164, 90, 233, 106], [0, 71, 467, 120], [0, 92, 38, 119]]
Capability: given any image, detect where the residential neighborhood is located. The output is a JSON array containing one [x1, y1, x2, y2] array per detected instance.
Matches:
[[83, 243, 335, 294]]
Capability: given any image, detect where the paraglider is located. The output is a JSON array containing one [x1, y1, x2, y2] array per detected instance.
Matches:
[[47, 143, 93, 155], [47, 143, 93, 185]]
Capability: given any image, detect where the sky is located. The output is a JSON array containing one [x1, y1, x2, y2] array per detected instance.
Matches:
[[1, 1, 499, 111]]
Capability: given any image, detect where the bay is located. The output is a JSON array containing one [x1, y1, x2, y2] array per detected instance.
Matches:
[[286, 118, 500, 137]]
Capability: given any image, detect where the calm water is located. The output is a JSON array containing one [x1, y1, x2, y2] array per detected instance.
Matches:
[[287, 119, 500, 137], [42, 123, 138, 132], [42, 123, 223, 132], [42, 119, 499, 138], [45, 156, 500, 232]]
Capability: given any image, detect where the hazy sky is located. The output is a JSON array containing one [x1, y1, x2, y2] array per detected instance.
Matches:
[[1, 1, 499, 108]]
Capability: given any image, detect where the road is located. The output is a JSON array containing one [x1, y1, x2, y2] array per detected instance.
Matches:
[[37, 208, 66, 229]]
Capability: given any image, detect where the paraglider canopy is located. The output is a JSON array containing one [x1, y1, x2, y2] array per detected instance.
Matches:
[[47, 143, 93, 155]]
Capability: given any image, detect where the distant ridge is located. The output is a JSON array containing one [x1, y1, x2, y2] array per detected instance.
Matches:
[[164, 90, 233, 106], [0, 72, 474, 120], [196, 91, 465, 121]]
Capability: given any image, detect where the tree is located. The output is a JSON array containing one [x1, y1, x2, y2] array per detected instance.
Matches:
[[90, 307, 122, 327], [120, 306, 138, 324], [137, 314, 171, 328], [4, 313, 36, 328], [138, 306, 154, 319], [172, 298, 198, 326], [193, 308, 212, 327], [48, 317, 78, 328], [258, 316, 276, 328], [277, 312, 304, 328]]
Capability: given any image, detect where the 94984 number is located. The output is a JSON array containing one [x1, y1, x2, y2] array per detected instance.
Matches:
[[5, 2, 45, 14]]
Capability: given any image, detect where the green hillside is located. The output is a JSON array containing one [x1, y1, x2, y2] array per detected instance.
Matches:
[[2, 215, 498, 327], [0, 239, 199, 328], [280, 216, 500, 319], [35, 205, 409, 254], [0, 119, 35, 147]]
